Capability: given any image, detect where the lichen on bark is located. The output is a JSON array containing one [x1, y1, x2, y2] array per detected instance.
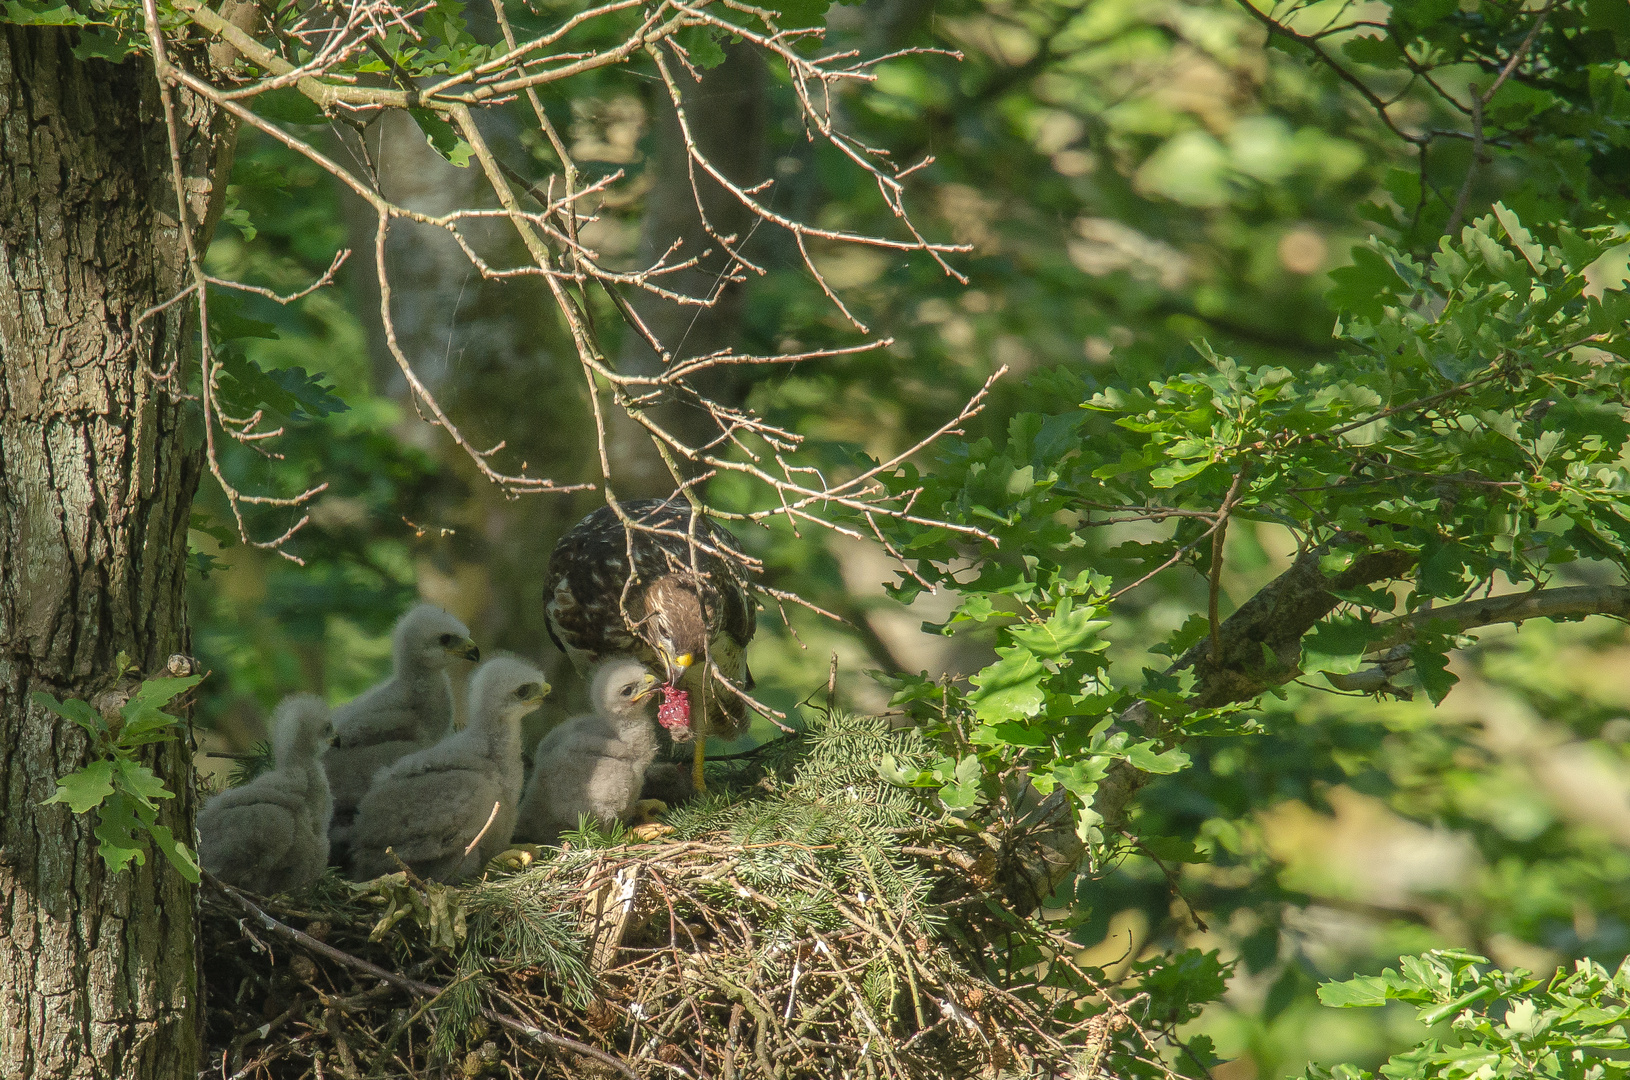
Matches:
[[0, 26, 228, 1080]]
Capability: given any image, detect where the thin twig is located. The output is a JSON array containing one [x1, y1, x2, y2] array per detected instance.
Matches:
[[462, 800, 503, 860], [204, 873, 639, 1080], [1207, 462, 1252, 664]]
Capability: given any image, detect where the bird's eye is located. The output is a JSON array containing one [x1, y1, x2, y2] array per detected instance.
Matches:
[[621, 685, 635, 697], [438, 633, 454, 645], [515, 683, 538, 699]]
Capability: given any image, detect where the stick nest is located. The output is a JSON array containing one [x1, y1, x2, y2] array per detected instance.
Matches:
[[202, 711, 1154, 1079]]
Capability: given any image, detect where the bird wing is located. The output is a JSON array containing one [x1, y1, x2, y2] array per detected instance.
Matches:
[[545, 497, 757, 668], [356, 764, 499, 872], [332, 674, 450, 748], [200, 790, 299, 885], [521, 716, 620, 839], [545, 508, 640, 669], [325, 739, 423, 813]]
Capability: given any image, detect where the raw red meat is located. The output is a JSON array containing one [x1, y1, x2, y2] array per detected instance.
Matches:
[[657, 685, 692, 738]]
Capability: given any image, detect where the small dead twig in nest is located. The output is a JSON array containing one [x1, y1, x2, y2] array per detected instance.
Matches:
[[204, 872, 637, 1079]]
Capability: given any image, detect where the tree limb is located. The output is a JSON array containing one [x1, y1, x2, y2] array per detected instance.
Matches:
[[1001, 539, 1418, 914], [1368, 583, 1630, 653], [1009, 555, 1630, 913]]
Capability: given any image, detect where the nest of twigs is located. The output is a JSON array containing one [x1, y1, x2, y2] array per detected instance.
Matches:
[[201, 711, 1162, 1079]]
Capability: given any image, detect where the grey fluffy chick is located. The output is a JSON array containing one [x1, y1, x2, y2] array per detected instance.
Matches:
[[325, 604, 480, 865], [515, 659, 663, 846], [199, 695, 335, 895], [349, 656, 549, 883]]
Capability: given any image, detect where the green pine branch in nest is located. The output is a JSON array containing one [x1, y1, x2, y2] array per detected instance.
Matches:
[[201, 711, 1197, 1079]]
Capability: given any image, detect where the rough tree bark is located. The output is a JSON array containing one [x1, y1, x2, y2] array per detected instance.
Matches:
[[0, 27, 228, 1079]]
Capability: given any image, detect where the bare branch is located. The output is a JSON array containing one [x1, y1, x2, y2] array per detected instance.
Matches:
[[204, 249, 352, 304], [154, 0, 986, 585], [1367, 583, 1630, 653]]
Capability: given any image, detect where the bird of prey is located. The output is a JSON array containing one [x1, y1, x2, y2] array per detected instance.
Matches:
[[514, 659, 663, 845], [199, 695, 334, 895], [348, 656, 549, 883], [324, 604, 480, 866], [544, 497, 756, 793]]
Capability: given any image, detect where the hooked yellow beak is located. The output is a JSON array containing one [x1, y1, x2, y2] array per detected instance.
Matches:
[[524, 681, 552, 705], [652, 645, 691, 687], [448, 636, 481, 662]]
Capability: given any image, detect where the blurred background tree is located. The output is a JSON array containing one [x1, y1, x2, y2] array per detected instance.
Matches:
[[182, 0, 1630, 1076]]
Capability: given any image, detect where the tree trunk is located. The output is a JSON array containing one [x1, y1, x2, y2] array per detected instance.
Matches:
[[0, 27, 227, 1079]]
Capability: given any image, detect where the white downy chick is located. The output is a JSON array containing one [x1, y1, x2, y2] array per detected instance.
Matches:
[[199, 695, 335, 895], [514, 659, 663, 846], [324, 604, 479, 864], [348, 656, 548, 883]]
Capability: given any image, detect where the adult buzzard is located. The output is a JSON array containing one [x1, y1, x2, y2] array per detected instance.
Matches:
[[544, 497, 756, 788]]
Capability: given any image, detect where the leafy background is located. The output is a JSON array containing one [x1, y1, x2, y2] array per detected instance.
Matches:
[[169, 0, 1630, 1076]]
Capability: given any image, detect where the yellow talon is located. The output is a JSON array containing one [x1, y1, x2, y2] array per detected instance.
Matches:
[[630, 822, 676, 842]]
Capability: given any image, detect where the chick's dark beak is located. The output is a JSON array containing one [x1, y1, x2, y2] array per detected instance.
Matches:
[[454, 638, 480, 662]]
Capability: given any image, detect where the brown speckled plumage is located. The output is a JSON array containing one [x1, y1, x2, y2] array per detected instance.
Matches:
[[544, 497, 756, 739]]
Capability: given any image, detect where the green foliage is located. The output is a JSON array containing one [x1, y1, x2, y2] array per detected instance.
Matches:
[[188, 129, 441, 729], [210, 294, 349, 423], [869, 203, 1629, 861], [1275, 0, 1630, 252], [220, 740, 273, 787], [35, 664, 205, 881], [31, 0, 1623, 1070], [408, 107, 474, 168], [1310, 950, 1630, 1079]]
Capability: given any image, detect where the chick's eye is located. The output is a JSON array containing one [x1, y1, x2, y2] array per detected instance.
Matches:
[[621, 685, 634, 697], [438, 634, 454, 645]]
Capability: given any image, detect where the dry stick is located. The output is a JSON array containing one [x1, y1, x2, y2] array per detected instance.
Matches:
[[206, 249, 353, 304], [325, 1005, 363, 1079], [1443, 90, 1486, 239], [555, 221, 995, 554], [175, 2, 995, 572], [127, 281, 198, 343], [159, 62, 584, 503], [484, 0, 588, 275], [707, 658, 794, 729], [1444, 1, 1557, 236], [205, 875, 637, 1080], [227, 994, 305, 1074], [1106, 521, 1220, 604], [1230, 0, 1424, 147], [461, 800, 503, 860], [142, 0, 325, 561], [1118, 828, 1208, 933], [644, 41, 964, 257], [1207, 462, 1252, 664], [370, 216, 586, 496]]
